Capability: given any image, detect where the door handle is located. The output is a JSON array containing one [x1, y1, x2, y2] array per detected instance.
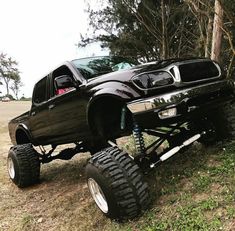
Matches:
[[49, 104, 55, 110]]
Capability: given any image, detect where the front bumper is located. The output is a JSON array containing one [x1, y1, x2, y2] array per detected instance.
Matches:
[[127, 80, 235, 127]]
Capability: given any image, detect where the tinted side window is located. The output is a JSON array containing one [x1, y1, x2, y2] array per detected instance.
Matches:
[[33, 77, 47, 104]]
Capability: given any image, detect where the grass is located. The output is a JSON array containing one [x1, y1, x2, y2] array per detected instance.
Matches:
[[0, 124, 235, 230]]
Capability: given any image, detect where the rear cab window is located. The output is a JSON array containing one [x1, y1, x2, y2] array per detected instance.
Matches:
[[33, 76, 48, 104]]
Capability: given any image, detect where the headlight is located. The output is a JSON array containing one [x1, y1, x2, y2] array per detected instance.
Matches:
[[132, 71, 174, 89]]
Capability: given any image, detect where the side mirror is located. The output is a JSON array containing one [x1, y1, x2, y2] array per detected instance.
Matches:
[[54, 75, 77, 89]]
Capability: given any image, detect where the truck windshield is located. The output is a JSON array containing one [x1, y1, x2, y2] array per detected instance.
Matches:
[[72, 56, 137, 79]]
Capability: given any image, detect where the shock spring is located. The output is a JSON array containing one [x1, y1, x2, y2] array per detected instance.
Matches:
[[133, 122, 145, 155]]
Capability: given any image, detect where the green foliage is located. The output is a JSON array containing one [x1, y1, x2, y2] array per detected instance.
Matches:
[[21, 213, 34, 230], [199, 198, 219, 211], [20, 95, 32, 101], [81, 0, 235, 76], [81, 0, 202, 61], [193, 175, 212, 192]]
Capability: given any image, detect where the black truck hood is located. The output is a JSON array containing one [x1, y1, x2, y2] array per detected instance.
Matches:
[[85, 59, 182, 87]]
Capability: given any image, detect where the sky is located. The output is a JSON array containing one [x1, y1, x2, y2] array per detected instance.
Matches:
[[0, 0, 108, 97]]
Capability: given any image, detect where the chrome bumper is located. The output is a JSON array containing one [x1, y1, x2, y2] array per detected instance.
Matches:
[[127, 80, 235, 114]]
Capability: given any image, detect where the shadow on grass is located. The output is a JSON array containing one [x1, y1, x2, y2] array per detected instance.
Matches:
[[39, 153, 90, 185]]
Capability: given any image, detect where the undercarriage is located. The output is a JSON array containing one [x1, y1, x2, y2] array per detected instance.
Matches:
[[35, 118, 208, 173]]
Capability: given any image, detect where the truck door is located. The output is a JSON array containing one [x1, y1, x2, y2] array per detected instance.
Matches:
[[29, 76, 51, 145], [46, 65, 89, 144]]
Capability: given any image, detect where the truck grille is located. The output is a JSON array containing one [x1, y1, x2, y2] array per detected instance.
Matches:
[[179, 61, 220, 82]]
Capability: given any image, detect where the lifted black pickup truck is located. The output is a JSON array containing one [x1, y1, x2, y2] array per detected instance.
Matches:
[[7, 56, 235, 220]]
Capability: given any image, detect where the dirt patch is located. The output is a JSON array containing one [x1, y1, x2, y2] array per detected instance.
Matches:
[[0, 101, 31, 154], [192, 193, 208, 202]]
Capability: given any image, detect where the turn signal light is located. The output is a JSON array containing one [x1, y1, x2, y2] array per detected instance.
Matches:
[[158, 108, 177, 119]]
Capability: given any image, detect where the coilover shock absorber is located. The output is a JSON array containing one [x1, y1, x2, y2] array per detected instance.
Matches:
[[132, 122, 145, 155]]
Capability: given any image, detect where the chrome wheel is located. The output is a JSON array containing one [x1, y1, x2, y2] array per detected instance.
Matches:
[[88, 178, 108, 213], [7, 157, 15, 179]]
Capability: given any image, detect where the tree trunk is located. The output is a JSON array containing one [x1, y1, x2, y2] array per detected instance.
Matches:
[[2, 77, 10, 95], [211, 0, 223, 62], [161, 0, 167, 59], [205, 16, 213, 57]]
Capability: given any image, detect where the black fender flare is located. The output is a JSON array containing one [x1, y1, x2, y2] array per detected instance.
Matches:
[[87, 81, 140, 114], [15, 123, 34, 144], [86, 93, 124, 134], [86, 82, 140, 131]]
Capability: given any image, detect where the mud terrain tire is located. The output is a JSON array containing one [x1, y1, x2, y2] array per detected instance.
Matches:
[[86, 147, 150, 220], [7, 144, 40, 188], [220, 101, 235, 138], [194, 101, 235, 145]]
